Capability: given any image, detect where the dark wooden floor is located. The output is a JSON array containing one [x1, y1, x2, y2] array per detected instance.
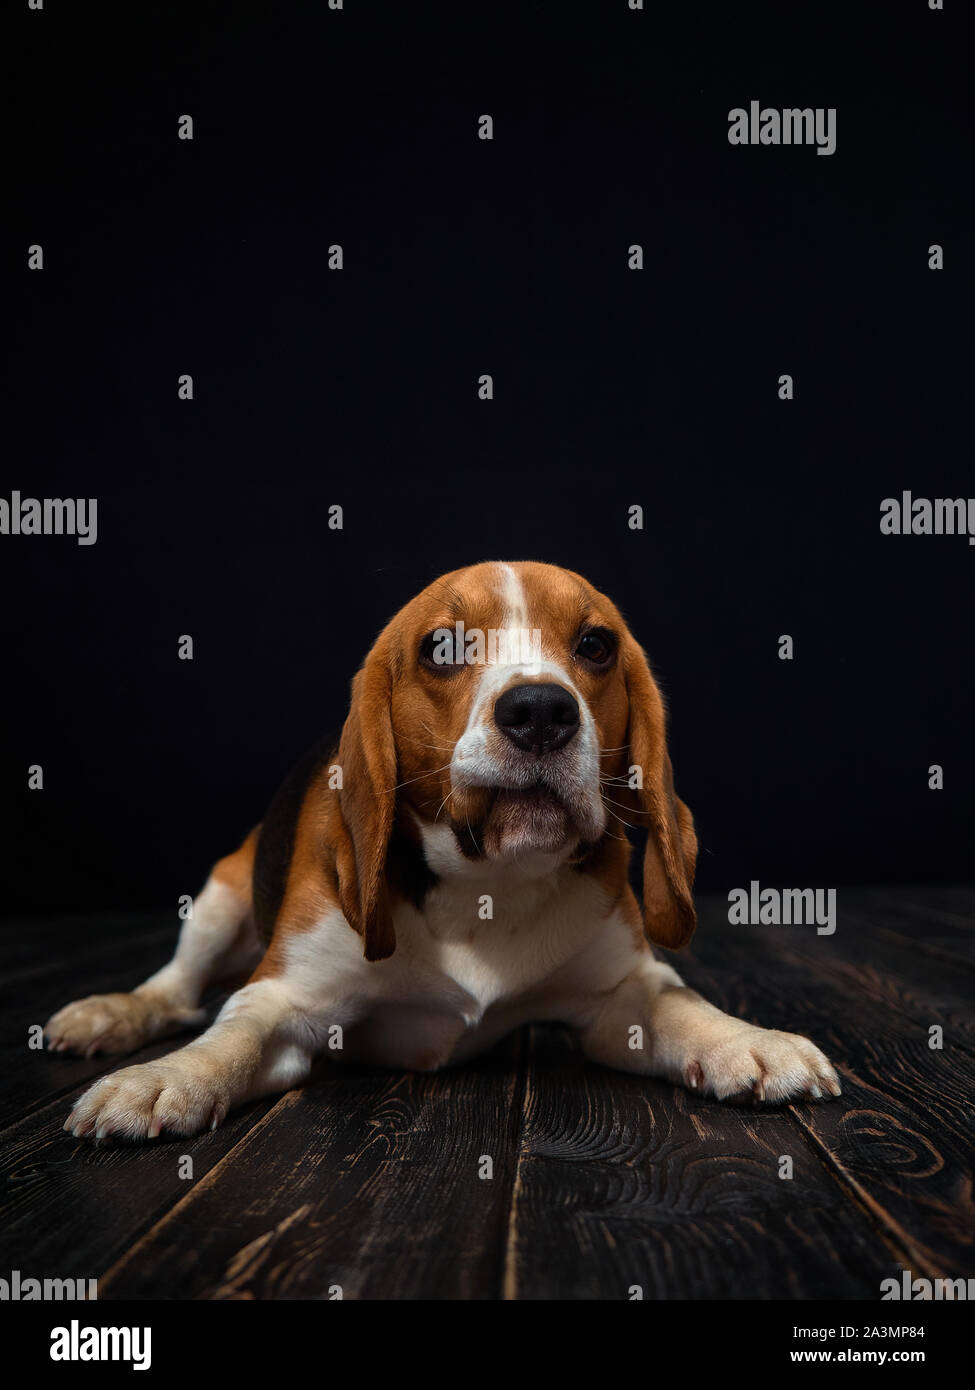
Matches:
[[1, 885, 973, 1300]]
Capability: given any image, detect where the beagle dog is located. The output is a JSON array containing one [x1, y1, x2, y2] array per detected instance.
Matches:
[[48, 561, 840, 1141]]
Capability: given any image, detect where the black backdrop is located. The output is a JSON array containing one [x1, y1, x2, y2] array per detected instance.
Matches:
[[7, 0, 971, 916]]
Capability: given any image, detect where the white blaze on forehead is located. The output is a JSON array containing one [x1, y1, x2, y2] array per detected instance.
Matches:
[[498, 561, 529, 642], [495, 561, 545, 675], [448, 561, 607, 845], [488, 561, 569, 684]]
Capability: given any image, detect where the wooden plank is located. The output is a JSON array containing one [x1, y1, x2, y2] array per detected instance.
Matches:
[[883, 885, 975, 923], [0, 912, 177, 982], [857, 887, 975, 969], [6, 892, 970, 1299], [97, 1041, 525, 1300], [0, 921, 189, 1125], [503, 1025, 896, 1300], [741, 906, 975, 1051], [0, 1089, 280, 1285], [678, 899, 975, 1278]]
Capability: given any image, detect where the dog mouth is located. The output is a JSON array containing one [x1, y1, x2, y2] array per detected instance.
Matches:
[[481, 783, 577, 856]]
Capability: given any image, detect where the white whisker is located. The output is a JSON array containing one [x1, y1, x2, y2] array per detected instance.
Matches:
[[386, 762, 453, 793]]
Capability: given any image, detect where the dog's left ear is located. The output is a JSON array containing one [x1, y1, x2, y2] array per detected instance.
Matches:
[[621, 635, 698, 950], [334, 634, 398, 961]]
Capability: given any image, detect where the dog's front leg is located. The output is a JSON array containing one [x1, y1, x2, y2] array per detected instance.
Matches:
[[578, 960, 840, 1104], [66, 978, 339, 1141], [45, 839, 263, 1058]]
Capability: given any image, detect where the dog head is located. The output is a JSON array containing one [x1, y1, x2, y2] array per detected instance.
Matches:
[[334, 561, 697, 960]]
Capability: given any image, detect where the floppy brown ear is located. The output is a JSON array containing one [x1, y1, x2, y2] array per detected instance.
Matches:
[[622, 636, 698, 950], [333, 636, 398, 961]]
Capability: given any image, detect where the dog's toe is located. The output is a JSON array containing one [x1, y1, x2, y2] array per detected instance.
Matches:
[[689, 1025, 839, 1105], [67, 1060, 227, 1143]]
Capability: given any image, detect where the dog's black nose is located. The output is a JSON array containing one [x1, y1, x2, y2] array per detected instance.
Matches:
[[494, 683, 580, 754]]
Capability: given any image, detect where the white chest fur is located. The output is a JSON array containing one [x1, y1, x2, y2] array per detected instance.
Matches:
[[276, 852, 643, 1070]]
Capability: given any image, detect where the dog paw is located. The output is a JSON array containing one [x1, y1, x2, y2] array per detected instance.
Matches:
[[683, 1023, 841, 1104], [65, 1058, 229, 1142], [45, 992, 203, 1058]]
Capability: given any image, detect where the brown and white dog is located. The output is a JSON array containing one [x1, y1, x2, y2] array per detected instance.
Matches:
[[48, 561, 839, 1141]]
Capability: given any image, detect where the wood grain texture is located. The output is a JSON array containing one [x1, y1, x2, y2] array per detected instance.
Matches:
[[0, 887, 972, 1299], [98, 1042, 525, 1300], [504, 1026, 892, 1300], [0, 1090, 280, 1281], [0, 918, 179, 1124], [678, 898, 975, 1279]]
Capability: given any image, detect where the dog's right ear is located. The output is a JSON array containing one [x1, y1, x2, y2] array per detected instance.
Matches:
[[333, 635, 398, 961], [620, 633, 698, 951]]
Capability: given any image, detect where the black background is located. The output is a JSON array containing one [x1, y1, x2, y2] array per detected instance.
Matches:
[[6, 0, 971, 915]]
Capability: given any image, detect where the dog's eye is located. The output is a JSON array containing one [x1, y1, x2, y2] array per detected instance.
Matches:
[[575, 629, 615, 666], [419, 629, 464, 672]]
